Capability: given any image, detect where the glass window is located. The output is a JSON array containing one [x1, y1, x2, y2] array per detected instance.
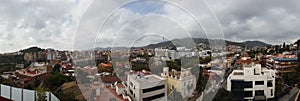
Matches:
[[244, 91, 253, 97], [271, 89, 273, 96], [255, 90, 264, 96], [244, 81, 253, 88], [255, 81, 264, 85], [267, 81, 273, 87]]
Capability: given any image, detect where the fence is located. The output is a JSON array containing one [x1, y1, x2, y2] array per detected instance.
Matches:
[[0, 84, 60, 101]]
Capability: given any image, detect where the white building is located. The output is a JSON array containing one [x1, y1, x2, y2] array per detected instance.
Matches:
[[227, 63, 275, 100], [127, 74, 167, 101], [154, 47, 197, 60], [154, 48, 169, 57]]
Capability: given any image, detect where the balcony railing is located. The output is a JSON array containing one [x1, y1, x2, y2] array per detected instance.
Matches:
[[0, 84, 59, 101]]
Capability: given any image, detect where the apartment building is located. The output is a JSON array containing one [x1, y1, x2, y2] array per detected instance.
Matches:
[[227, 63, 275, 100], [266, 52, 298, 77], [126, 73, 167, 101]]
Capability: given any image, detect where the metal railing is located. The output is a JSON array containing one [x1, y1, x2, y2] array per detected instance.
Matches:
[[0, 84, 59, 101]]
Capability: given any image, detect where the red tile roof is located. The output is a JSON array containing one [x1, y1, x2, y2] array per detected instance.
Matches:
[[99, 76, 121, 83], [117, 84, 125, 88]]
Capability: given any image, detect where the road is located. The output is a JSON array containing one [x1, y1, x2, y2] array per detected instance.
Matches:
[[278, 87, 299, 101]]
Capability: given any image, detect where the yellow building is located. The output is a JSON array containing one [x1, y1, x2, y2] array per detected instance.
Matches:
[[161, 67, 197, 99]]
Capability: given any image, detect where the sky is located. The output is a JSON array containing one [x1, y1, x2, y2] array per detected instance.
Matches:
[[0, 0, 300, 53]]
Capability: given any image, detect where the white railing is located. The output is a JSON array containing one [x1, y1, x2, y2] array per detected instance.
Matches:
[[0, 84, 60, 101]]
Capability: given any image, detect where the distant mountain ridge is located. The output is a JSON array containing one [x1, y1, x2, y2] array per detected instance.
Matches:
[[241, 41, 271, 47], [92, 38, 272, 50], [142, 38, 271, 49]]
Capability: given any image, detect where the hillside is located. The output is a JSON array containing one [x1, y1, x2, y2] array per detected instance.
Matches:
[[143, 38, 270, 49], [91, 38, 273, 50]]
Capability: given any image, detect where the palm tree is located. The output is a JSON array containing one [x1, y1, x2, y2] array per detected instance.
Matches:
[[36, 87, 47, 101]]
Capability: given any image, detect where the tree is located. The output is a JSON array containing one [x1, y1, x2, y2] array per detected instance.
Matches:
[[24, 84, 34, 90], [199, 57, 211, 64], [36, 87, 47, 101], [195, 68, 209, 93], [56, 91, 77, 101], [53, 64, 61, 73], [166, 60, 181, 71], [33, 79, 41, 88], [76, 69, 91, 84], [213, 88, 233, 101], [46, 73, 71, 91], [275, 82, 283, 96], [0, 76, 9, 85]]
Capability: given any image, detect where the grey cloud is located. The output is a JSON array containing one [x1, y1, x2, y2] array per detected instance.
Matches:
[[1, 0, 300, 53], [208, 0, 300, 44]]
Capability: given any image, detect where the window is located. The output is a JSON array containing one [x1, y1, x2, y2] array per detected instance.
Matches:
[[255, 90, 264, 96], [244, 91, 253, 97], [244, 81, 253, 88], [143, 85, 165, 93], [271, 89, 273, 96], [231, 80, 244, 90], [231, 80, 244, 100], [255, 81, 264, 85], [267, 81, 273, 87], [142, 93, 165, 101], [130, 82, 133, 87], [129, 89, 133, 95]]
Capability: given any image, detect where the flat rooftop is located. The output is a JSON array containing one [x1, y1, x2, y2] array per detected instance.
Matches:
[[130, 74, 165, 83], [233, 72, 244, 75], [16, 66, 47, 77]]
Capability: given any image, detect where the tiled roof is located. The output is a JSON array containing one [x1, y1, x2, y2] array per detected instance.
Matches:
[[100, 76, 121, 83]]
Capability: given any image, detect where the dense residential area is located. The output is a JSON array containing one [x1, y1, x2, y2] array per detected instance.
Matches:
[[0, 39, 299, 101]]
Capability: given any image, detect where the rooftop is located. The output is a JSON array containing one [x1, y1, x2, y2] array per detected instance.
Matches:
[[116, 83, 125, 88], [233, 71, 244, 75], [16, 66, 47, 77], [274, 58, 298, 62], [130, 74, 165, 83]]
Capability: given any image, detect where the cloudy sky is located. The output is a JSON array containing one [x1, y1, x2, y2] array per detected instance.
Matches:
[[0, 0, 299, 53]]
